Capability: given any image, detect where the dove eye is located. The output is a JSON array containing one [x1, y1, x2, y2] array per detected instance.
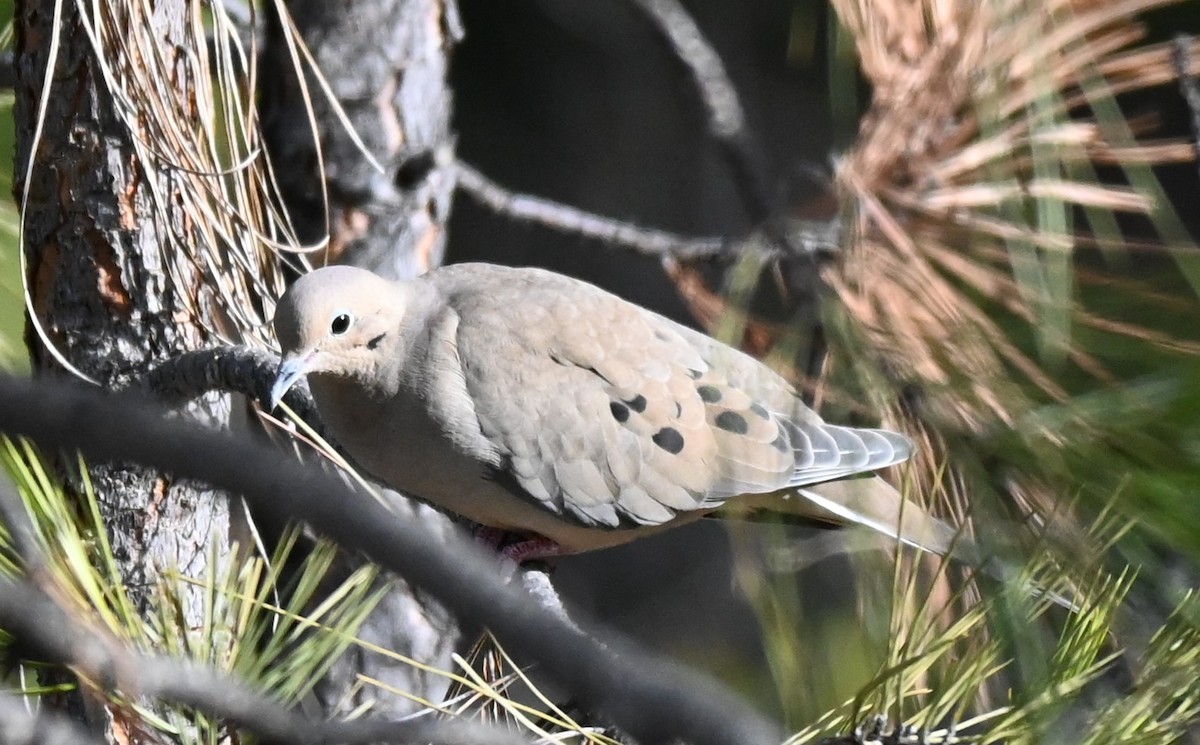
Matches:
[[330, 312, 354, 336]]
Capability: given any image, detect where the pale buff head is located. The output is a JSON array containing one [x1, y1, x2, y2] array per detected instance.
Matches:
[[270, 265, 405, 407]]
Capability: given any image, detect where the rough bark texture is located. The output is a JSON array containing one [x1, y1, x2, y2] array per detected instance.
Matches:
[[261, 0, 463, 281], [13, 2, 230, 616], [260, 0, 464, 715]]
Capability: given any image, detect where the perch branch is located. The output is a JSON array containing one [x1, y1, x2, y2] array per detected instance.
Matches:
[[0, 573, 523, 745], [0, 374, 782, 745], [139, 345, 589, 641]]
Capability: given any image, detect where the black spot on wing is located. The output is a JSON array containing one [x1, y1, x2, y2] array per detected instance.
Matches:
[[673, 400, 682, 418], [771, 433, 790, 453], [715, 410, 749, 435], [652, 427, 685, 454], [697, 385, 722, 403], [687, 368, 703, 380], [749, 402, 770, 420], [626, 394, 648, 413], [610, 401, 630, 422]]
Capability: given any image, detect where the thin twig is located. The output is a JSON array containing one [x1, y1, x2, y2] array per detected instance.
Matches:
[[1174, 34, 1200, 185], [626, 0, 776, 229], [457, 161, 840, 259], [454, 161, 730, 260], [0, 374, 783, 745]]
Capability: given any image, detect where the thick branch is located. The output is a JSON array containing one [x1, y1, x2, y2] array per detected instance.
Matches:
[[0, 469, 518, 745], [134, 345, 316, 421], [0, 374, 782, 745]]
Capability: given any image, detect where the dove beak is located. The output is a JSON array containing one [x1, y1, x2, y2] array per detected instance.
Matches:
[[270, 353, 314, 410]]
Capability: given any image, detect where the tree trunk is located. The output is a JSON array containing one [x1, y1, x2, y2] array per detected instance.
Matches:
[[261, 0, 462, 281], [14, 1, 229, 618]]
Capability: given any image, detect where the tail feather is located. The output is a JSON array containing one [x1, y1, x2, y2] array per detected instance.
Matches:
[[729, 477, 1079, 611]]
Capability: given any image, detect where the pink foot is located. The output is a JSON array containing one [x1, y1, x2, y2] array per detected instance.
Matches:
[[501, 536, 565, 564], [472, 526, 565, 565]]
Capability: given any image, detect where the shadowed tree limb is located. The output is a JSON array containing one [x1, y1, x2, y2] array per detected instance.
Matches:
[[0, 574, 526, 745], [0, 374, 783, 745]]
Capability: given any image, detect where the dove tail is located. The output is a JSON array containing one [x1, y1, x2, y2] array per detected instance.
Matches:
[[786, 479, 1080, 611]]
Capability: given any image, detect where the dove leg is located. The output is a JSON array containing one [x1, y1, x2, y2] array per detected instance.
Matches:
[[502, 536, 566, 564], [472, 525, 566, 564], [472, 525, 509, 550]]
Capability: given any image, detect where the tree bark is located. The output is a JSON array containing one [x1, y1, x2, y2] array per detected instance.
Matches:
[[14, 1, 229, 617], [261, 0, 462, 281]]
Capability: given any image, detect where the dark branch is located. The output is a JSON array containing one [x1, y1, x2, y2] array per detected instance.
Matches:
[[456, 162, 840, 259], [0, 572, 523, 745], [133, 345, 314, 417], [627, 0, 776, 229], [140, 345, 586, 640], [0, 374, 782, 745], [0, 471, 47, 573], [454, 161, 731, 260]]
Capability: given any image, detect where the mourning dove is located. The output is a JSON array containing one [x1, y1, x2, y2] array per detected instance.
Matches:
[[270, 263, 956, 556]]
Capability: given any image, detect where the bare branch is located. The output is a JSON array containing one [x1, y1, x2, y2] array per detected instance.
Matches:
[[454, 161, 731, 260], [0, 374, 782, 745], [0, 467, 520, 745], [457, 162, 840, 260], [0, 52, 14, 89]]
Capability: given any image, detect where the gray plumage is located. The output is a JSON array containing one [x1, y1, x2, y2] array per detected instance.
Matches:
[[270, 263, 953, 554]]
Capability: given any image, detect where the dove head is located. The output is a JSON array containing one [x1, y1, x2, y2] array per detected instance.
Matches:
[[270, 266, 406, 409]]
